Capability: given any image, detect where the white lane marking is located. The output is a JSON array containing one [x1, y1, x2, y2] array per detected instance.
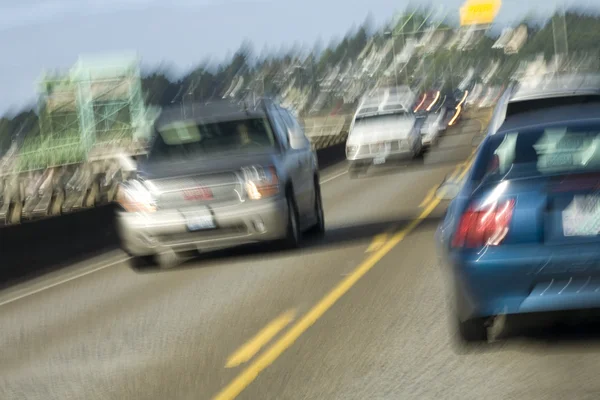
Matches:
[[0, 167, 349, 306], [320, 170, 347, 184], [0, 256, 130, 307]]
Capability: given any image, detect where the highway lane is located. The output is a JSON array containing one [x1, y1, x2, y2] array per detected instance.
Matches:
[[0, 113, 498, 400]]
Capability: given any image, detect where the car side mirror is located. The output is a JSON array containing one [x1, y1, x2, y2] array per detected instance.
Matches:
[[289, 135, 311, 150], [436, 181, 461, 201]]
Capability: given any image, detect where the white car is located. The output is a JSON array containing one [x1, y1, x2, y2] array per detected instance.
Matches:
[[420, 109, 447, 147], [346, 87, 423, 176]]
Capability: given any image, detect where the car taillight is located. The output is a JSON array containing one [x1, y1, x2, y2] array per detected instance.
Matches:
[[346, 145, 359, 157], [487, 154, 500, 173], [451, 198, 515, 248]]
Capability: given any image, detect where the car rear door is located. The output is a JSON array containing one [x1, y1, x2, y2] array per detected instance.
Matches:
[[278, 108, 314, 216], [266, 105, 306, 212]]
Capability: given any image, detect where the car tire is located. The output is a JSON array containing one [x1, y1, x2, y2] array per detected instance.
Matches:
[[156, 249, 194, 269], [415, 138, 425, 158], [457, 317, 488, 343], [129, 255, 155, 269], [280, 195, 302, 249], [307, 180, 325, 236], [348, 163, 365, 178]]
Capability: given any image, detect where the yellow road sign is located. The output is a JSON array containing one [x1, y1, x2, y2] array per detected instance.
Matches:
[[460, 0, 501, 26]]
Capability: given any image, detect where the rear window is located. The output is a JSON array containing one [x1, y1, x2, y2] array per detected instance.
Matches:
[[354, 113, 409, 126], [357, 106, 379, 115], [506, 96, 600, 118], [474, 122, 600, 182], [382, 105, 406, 112], [149, 117, 275, 161]]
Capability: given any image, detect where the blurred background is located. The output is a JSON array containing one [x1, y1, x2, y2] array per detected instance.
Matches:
[[1, 0, 596, 223], [3, 0, 600, 399]]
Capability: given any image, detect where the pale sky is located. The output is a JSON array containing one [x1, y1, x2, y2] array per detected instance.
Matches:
[[0, 0, 574, 115]]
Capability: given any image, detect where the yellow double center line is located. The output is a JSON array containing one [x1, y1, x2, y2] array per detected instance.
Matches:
[[214, 151, 479, 400]]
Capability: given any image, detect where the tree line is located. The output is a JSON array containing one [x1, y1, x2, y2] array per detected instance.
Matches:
[[1, 7, 600, 155]]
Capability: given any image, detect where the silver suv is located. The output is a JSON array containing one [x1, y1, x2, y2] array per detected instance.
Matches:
[[116, 99, 324, 268]]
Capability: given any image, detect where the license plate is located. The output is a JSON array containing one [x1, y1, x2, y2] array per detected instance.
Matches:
[[562, 195, 600, 236], [373, 156, 386, 165], [186, 214, 216, 231], [374, 142, 390, 165]]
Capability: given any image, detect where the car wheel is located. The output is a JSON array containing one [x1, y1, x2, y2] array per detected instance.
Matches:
[[307, 180, 325, 236], [457, 316, 488, 343], [349, 163, 366, 178], [416, 138, 425, 158], [129, 255, 155, 269], [155, 250, 190, 269], [280, 195, 301, 249]]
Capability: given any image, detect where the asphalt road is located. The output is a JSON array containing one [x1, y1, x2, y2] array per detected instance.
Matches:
[[5, 110, 600, 400]]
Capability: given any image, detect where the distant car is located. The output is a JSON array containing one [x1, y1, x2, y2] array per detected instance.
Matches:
[[116, 99, 325, 268], [346, 86, 423, 176], [413, 90, 442, 114], [442, 89, 468, 128], [420, 109, 447, 147], [436, 97, 600, 343]]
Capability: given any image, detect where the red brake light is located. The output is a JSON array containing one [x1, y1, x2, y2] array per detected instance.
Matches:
[[451, 199, 515, 248], [487, 154, 499, 174]]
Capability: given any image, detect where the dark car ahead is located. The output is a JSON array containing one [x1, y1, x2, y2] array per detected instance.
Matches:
[[440, 88, 469, 128], [116, 99, 325, 268], [436, 99, 600, 343]]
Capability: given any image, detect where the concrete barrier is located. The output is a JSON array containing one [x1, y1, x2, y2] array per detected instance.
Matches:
[[0, 204, 119, 288], [0, 144, 348, 287]]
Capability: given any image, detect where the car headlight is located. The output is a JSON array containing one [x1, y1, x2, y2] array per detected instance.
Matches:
[[242, 165, 280, 200], [116, 180, 156, 213], [346, 145, 359, 157]]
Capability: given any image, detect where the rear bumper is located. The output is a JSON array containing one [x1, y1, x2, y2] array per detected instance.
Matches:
[[347, 150, 414, 165], [445, 245, 600, 321], [117, 197, 288, 256]]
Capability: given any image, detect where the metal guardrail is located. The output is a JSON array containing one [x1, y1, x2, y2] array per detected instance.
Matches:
[[302, 114, 351, 151], [303, 115, 348, 137]]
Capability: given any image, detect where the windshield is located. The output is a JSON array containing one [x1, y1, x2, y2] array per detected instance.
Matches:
[[148, 117, 276, 161], [354, 113, 410, 126], [474, 121, 600, 182]]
